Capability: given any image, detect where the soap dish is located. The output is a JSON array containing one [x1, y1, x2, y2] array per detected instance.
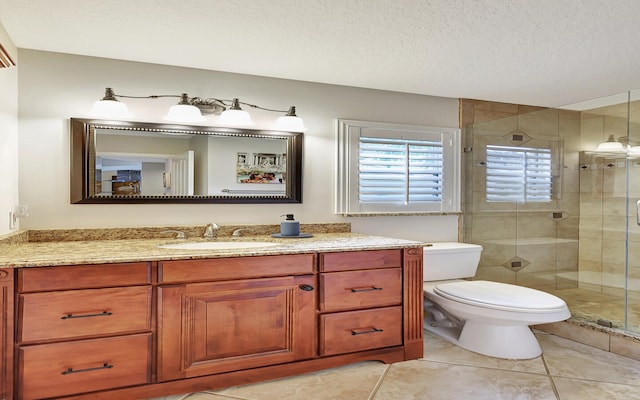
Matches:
[[271, 233, 314, 238]]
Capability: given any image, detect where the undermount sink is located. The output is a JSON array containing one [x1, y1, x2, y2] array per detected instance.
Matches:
[[159, 241, 279, 250]]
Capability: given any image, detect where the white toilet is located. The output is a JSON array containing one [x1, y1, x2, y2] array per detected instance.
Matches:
[[423, 242, 570, 359]]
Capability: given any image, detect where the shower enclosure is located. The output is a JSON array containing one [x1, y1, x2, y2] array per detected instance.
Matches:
[[461, 93, 640, 336]]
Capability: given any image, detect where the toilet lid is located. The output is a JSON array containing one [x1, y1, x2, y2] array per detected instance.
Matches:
[[433, 280, 567, 311]]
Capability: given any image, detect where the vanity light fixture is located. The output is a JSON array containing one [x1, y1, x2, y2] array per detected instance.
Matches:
[[216, 98, 253, 126], [88, 88, 132, 119], [594, 135, 626, 153], [88, 87, 307, 131], [163, 93, 206, 123], [589, 134, 640, 159]]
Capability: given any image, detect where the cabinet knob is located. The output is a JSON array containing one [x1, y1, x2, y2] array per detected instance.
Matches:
[[299, 284, 315, 291]]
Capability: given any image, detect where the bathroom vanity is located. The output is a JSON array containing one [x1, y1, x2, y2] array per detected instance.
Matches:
[[0, 232, 423, 400]]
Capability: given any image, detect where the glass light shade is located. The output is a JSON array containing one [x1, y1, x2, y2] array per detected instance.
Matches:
[[628, 146, 640, 157], [594, 135, 625, 152], [274, 115, 307, 131], [163, 104, 205, 123], [88, 99, 131, 118], [217, 109, 254, 126], [594, 140, 625, 152]]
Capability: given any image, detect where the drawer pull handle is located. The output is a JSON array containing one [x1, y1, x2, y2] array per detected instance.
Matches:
[[351, 327, 384, 336], [350, 287, 383, 293], [61, 363, 113, 375], [300, 284, 315, 291], [61, 311, 113, 320]]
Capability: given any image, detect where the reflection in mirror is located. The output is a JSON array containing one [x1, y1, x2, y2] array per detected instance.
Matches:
[[70, 119, 303, 203]]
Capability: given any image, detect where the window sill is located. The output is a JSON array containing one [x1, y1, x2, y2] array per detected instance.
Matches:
[[338, 212, 463, 217]]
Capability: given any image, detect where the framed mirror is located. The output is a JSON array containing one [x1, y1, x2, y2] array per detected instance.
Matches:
[[70, 118, 303, 203]]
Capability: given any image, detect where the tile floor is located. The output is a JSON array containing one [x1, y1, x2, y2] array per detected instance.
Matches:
[[149, 330, 640, 400]]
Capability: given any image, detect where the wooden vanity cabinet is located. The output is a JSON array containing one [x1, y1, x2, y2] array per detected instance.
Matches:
[[6, 247, 423, 400], [15, 263, 152, 400]]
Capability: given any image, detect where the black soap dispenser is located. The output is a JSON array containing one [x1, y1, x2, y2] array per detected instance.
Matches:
[[280, 214, 300, 237]]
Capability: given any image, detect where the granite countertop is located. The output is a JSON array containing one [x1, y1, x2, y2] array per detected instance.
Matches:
[[0, 232, 424, 268]]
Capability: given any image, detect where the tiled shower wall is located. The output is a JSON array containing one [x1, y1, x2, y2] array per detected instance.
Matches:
[[460, 99, 581, 292]]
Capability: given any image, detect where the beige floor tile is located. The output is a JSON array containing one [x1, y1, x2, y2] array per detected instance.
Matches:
[[422, 331, 547, 374], [535, 321, 610, 351], [540, 334, 640, 385], [553, 376, 640, 400], [373, 359, 557, 400], [210, 361, 388, 400]]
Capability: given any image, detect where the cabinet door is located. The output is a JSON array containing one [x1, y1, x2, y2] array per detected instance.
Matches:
[[158, 275, 316, 381]]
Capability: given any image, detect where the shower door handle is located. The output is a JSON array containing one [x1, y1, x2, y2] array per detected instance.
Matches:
[[637, 200, 640, 225]]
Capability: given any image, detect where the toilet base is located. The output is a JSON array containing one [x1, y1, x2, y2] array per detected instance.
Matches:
[[424, 319, 542, 359], [458, 321, 541, 359]]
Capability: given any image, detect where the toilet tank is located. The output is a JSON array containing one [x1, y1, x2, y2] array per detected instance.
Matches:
[[423, 242, 483, 281]]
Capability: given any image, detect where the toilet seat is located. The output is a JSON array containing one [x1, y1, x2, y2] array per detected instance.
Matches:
[[433, 280, 567, 313]]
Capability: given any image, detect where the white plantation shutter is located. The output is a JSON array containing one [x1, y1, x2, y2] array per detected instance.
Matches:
[[358, 137, 443, 203], [486, 145, 552, 202], [336, 119, 460, 214]]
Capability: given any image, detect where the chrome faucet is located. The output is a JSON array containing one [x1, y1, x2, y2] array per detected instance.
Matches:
[[232, 228, 254, 237], [203, 223, 220, 239]]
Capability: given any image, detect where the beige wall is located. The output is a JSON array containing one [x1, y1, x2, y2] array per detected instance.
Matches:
[[16, 49, 460, 241], [0, 22, 18, 236]]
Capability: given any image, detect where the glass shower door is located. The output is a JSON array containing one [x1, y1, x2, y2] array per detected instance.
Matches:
[[625, 90, 640, 334]]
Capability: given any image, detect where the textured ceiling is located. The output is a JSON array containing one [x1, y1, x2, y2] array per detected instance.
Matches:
[[1, 0, 640, 108]]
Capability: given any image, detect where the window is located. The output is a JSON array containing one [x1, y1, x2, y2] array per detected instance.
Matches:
[[485, 145, 552, 202], [336, 119, 460, 215]]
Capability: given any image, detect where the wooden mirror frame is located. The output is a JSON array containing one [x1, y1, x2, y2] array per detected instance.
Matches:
[[70, 118, 303, 204]]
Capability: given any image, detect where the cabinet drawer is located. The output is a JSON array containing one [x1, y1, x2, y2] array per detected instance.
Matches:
[[159, 253, 316, 283], [19, 333, 151, 400], [320, 249, 402, 272], [18, 286, 151, 343], [320, 268, 402, 312], [18, 262, 151, 292], [319, 306, 402, 356]]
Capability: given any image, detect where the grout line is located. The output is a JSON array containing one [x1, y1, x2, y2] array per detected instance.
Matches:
[[541, 354, 562, 400], [367, 364, 392, 400], [418, 357, 552, 378]]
